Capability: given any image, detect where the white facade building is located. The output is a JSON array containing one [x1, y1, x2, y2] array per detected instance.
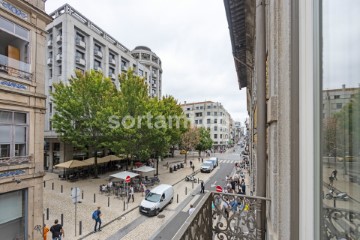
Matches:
[[44, 4, 162, 170], [181, 101, 234, 151]]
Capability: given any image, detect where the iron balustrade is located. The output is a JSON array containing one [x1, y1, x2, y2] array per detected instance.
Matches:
[[0, 54, 32, 81], [173, 191, 269, 240], [0, 155, 32, 166]]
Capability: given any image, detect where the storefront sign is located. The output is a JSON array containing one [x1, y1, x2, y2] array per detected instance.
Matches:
[[0, 0, 28, 20], [0, 80, 27, 90], [0, 169, 26, 178]]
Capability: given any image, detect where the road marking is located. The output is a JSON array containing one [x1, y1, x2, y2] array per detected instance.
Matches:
[[181, 195, 200, 212]]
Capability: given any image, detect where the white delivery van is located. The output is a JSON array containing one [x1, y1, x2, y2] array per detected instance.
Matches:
[[139, 184, 174, 216], [208, 157, 219, 167]]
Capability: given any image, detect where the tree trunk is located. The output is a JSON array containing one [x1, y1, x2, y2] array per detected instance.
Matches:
[[184, 152, 187, 164], [156, 151, 159, 176], [198, 150, 201, 157], [94, 150, 99, 178]]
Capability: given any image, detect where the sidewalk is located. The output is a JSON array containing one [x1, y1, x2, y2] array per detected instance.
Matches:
[[43, 153, 213, 240]]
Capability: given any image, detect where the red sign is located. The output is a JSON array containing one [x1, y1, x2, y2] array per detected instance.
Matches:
[[125, 175, 131, 183], [216, 185, 223, 192]]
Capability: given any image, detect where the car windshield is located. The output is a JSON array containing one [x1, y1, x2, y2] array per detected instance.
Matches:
[[204, 161, 213, 165], [202, 163, 212, 167], [145, 192, 161, 202]]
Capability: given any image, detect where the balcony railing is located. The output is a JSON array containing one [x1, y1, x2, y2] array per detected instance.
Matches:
[[173, 192, 269, 240], [323, 206, 360, 239], [0, 54, 32, 81], [0, 155, 31, 167]]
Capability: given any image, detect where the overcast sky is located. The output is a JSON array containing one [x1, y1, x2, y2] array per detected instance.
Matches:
[[45, 0, 248, 123]]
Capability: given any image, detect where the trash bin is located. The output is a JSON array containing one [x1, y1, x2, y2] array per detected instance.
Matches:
[[170, 167, 173, 173], [177, 164, 180, 169], [174, 165, 177, 171], [180, 163, 184, 168]]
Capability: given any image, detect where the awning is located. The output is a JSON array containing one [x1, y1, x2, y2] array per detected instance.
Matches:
[[133, 166, 156, 173], [83, 157, 108, 165], [101, 155, 125, 162], [109, 171, 139, 180], [54, 160, 91, 169]]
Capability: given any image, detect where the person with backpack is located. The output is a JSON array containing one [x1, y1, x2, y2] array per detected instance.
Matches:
[[49, 219, 64, 240], [92, 206, 102, 232]]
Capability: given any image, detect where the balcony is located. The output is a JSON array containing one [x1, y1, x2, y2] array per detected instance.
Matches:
[[47, 58, 53, 66], [173, 192, 268, 240], [323, 207, 360, 239], [56, 54, 62, 62], [75, 57, 86, 66], [0, 54, 32, 81], [94, 49, 103, 58], [109, 58, 116, 65], [47, 40, 52, 48], [0, 155, 31, 167], [75, 38, 86, 49], [56, 35, 62, 43]]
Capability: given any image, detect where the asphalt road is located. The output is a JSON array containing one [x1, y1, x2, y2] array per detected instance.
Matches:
[[151, 146, 244, 240]]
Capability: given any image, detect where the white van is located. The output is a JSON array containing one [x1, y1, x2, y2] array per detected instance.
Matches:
[[208, 157, 219, 167], [139, 184, 174, 216]]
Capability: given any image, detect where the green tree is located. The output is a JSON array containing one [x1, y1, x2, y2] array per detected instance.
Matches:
[[180, 127, 200, 163], [196, 127, 213, 157], [51, 70, 117, 178]]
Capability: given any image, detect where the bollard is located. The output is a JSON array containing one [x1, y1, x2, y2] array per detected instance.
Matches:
[[61, 185, 63, 193], [185, 187, 187, 195], [177, 194, 179, 203], [82, 190, 84, 199], [198, 178, 200, 184], [61, 214, 63, 226], [94, 194, 96, 203], [108, 197, 110, 207], [52, 182, 54, 190], [192, 181, 194, 189], [46, 208, 49, 220], [44, 181, 46, 188], [123, 201, 125, 211], [79, 221, 82, 235], [42, 213, 44, 227]]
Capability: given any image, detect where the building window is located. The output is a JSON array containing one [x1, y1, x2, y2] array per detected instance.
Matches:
[[214, 126, 217, 131], [49, 102, 52, 114], [214, 119, 217, 124], [220, 119, 223, 124], [200, 106, 203, 109], [186, 114, 190, 118], [49, 68, 53, 78], [214, 134, 217, 139], [214, 112, 218, 116], [207, 105, 211, 109], [207, 119, 211, 124], [320, 1, 360, 239], [0, 111, 28, 157], [196, 106, 199, 110], [94, 60, 101, 70], [76, 50, 84, 59], [49, 121, 52, 131], [53, 143, 60, 151], [195, 120, 198, 124], [49, 86, 52, 93], [187, 108, 191, 111], [207, 112, 210, 116], [195, 112, 202, 117], [58, 65, 62, 75], [199, 119, 202, 124]]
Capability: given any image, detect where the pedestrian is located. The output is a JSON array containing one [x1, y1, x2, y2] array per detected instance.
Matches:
[[191, 164, 195, 172], [128, 185, 134, 203], [331, 169, 338, 180], [92, 206, 102, 232], [201, 158, 204, 163], [200, 181, 205, 193], [190, 160, 193, 168], [222, 198, 230, 218], [43, 224, 49, 240], [188, 204, 196, 215], [49, 219, 64, 240], [241, 179, 246, 195], [198, 157, 200, 162]]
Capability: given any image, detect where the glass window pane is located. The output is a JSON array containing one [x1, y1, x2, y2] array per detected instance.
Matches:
[[14, 113, 26, 124], [0, 126, 11, 142], [0, 111, 12, 123], [14, 25, 29, 41], [15, 144, 26, 156], [321, 1, 360, 240], [0, 144, 10, 158], [15, 127, 26, 143]]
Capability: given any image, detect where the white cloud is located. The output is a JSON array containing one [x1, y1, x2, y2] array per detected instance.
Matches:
[[46, 0, 248, 123]]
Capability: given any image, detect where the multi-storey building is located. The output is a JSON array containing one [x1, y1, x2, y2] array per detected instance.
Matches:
[[44, 4, 162, 170], [131, 46, 162, 98], [181, 101, 233, 151], [0, 0, 51, 239]]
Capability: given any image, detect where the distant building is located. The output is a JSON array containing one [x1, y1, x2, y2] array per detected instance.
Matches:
[[0, 0, 51, 239], [181, 101, 234, 151], [44, 4, 162, 170], [323, 84, 358, 119]]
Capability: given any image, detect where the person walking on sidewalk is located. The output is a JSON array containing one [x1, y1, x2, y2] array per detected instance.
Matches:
[[92, 206, 102, 232], [188, 204, 196, 215], [128, 185, 134, 203], [200, 181, 205, 193], [240, 179, 246, 195], [50, 219, 64, 240]]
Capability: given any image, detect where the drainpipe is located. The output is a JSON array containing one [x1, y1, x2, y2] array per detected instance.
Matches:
[[255, 0, 266, 239]]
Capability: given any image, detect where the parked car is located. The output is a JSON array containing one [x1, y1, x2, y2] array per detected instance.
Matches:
[[139, 184, 174, 216], [200, 162, 214, 173], [208, 157, 219, 167]]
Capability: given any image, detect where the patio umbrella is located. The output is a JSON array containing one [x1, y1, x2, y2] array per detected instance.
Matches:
[[109, 171, 139, 180], [54, 160, 91, 169], [101, 155, 125, 162], [83, 157, 108, 165], [133, 166, 156, 173]]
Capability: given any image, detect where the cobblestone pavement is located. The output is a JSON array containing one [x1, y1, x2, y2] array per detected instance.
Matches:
[[43, 153, 219, 240]]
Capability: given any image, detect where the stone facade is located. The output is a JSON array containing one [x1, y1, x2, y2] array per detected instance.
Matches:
[[0, 0, 51, 239]]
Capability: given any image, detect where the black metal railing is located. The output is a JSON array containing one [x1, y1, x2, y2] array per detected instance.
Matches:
[[173, 191, 269, 240]]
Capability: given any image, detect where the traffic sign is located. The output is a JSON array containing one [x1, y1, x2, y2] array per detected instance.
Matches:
[[125, 175, 131, 183], [71, 187, 81, 204], [216, 185, 223, 192]]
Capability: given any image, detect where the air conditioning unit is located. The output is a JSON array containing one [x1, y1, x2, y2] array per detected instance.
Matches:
[[75, 57, 86, 66], [109, 58, 116, 65], [56, 35, 62, 43], [75, 38, 86, 49], [56, 54, 62, 62], [47, 40, 52, 48], [121, 65, 127, 71], [47, 58, 53, 65], [94, 49, 103, 58]]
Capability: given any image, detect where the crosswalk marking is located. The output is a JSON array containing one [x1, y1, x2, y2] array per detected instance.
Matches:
[[219, 159, 240, 164]]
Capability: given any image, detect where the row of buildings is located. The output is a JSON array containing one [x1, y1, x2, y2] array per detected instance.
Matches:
[[0, 2, 164, 239]]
